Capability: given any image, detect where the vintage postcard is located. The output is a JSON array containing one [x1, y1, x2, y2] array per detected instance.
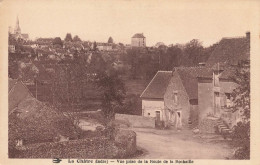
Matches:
[[0, 0, 260, 165]]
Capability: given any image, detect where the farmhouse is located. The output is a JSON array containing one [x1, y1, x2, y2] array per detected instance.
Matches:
[[140, 68, 212, 128], [198, 33, 250, 130], [197, 64, 241, 129]]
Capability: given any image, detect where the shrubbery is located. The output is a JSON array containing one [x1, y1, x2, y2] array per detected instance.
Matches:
[[231, 121, 250, 159]]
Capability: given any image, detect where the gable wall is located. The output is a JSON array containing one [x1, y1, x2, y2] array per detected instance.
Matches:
[[198, 81, 213, 121], [164, 71, 191, 125], [142, 99, 164, 119], [198, 79, 239, 124]]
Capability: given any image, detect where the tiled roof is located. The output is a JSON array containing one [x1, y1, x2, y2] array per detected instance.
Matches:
[[207, 37, 250, 66], [9, 79, 34, 113], [140, 67, 213, 100], [140, 71, 172, 99], [175, 67, 212, 99], [197, 64, 236, 80], [132, 33, 145, 38]]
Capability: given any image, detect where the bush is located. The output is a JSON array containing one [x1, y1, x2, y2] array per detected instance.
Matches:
[[231, 121, 250, 159]]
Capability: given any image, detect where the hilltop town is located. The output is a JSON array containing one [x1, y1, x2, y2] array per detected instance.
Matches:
[[8, 17, 250, 159]]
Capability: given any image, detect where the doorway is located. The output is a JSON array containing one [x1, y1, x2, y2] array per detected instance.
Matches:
[[155, 111, 161, 128], [155, 111, 161, 121], [176, 111, 182, 128]]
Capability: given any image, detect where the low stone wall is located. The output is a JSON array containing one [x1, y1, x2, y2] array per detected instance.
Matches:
[[199, 117, 218, 133], [14, 132, 137, 159], [115, 113, 155, 128]]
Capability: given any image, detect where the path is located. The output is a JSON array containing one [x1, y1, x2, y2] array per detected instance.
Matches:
[[131, 128, 233, 159]]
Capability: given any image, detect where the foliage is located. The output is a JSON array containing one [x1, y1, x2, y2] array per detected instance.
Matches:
[[124, 41, 210, 80], [93, 41, 97, 51], [231, 62, 250, 120], [8, 105, 80, 147], [230, 61, 250, 159], [95, 68, 126, 121], [231, 121, 250, 159], [184, 39, 204, 65], [65, 33, 73, 42], [53, 37, 63, 46], [108, 37, 114, 44], [73, 35, 81, 42], [117, 94, 142, 115]]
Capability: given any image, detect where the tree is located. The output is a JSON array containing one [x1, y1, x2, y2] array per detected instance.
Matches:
[[126, 48, 139, 79], [73, 35, 81, 42], [231, 61, 250, 121], [95, 68, 125, 120], [64, 33, 73, 42], [53, 37, 63, 46], [93, 41, 97, 51], [184, 39, 203, 65], [230, 61, 250, 159], [108, 37, 114, 44]]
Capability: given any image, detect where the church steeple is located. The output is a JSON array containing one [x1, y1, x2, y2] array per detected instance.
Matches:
[[14, 16, 21, 34]]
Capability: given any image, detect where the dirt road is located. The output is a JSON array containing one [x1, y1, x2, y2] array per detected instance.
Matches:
[[132, 128, 233, 159]]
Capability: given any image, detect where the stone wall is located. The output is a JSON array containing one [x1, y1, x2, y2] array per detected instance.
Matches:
[[115, 113, 155, 128], [198, 80, 214, 122], [14, 131, 137, 158], [164, 71, 190, 125], [199, 117, 218, 133]]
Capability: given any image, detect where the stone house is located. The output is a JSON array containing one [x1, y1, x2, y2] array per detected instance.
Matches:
[[140, 68, 211, 128], [96, 43, 113, 51], [131, 33, 146, 47], [198, 33, 250, 129], [197, 33, 250, 133], [197, 65, 241, 129]]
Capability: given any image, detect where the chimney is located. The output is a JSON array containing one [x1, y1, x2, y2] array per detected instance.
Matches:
[[246, 31, 250, 40]]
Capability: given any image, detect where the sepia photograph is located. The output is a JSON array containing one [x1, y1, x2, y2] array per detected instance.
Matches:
[[1, 0, 260, 164]]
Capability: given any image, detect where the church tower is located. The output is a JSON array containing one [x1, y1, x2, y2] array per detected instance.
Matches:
[[14, 16, 21, 35]]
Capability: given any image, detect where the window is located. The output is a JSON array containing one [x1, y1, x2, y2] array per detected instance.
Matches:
[[173, 92, 178, 105]]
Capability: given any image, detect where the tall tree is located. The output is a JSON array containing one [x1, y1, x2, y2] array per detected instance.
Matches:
[[108, 37, 114, 44], [184, 39, 203, 65], [93, 41, 97, 51], [73, 35, 81, 42], [53, 37, 63, 46], [64, 33, 73, 42]]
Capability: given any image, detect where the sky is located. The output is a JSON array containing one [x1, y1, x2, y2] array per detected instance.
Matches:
[[5, 0, 256, 47]]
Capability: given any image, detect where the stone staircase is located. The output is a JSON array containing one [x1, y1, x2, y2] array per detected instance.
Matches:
[[216, 119, 232, 139]]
